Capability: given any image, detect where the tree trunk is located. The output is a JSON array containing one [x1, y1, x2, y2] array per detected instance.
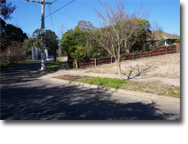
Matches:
[[143, 43, 146, 52], [125, 49, 130, 55], [54, 49, 56, 63], [75, 59, 78, 69], [117, 60, 122, 80]]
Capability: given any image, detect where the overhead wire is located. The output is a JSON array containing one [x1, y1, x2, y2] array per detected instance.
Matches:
[[51, 0, 57, 4], [45, 0, 77, 38], [33, 2, 40, 15], [48, 4, 55, 31], [45, 0, 76, 18], [50, 5, 78, 22]]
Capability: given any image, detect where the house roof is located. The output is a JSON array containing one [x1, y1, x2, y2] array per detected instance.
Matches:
[[161, 32, 180, 39], [147, 31, 180, 41]]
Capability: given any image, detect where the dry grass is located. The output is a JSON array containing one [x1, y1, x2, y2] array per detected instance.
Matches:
[[83, 53, 180, 79], [122, 80, 180, 98]]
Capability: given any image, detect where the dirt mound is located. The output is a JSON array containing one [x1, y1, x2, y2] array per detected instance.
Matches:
[[53, 74, 81, 81]]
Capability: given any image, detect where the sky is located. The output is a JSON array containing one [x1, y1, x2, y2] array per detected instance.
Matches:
[[6, 0, 180, 39]]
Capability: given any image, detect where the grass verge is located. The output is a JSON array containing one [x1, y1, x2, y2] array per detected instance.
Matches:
[[121, 81, 180, 98], [0, 62, 15, 67], [57, 56, 64, 62], [0, 59, 37, 68], [46, 62, 60, 71], [41, 56, 64, 72], [76, 76, 126, 89], [74, 76, 180, 98]]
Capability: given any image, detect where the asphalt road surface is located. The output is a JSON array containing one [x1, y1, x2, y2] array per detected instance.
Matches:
[[0, 61, 180, 120]]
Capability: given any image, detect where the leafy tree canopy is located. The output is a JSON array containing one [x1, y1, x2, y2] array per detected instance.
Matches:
[[0, 0, 16, 20], [0, 22, 28, 51], [32, 29, 59, 61], [61, 20, 106, 63]]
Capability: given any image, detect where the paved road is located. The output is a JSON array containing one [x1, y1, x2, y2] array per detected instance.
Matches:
[[0, 61, 180, 120]]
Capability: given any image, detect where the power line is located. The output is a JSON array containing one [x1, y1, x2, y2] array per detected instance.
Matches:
[[50, 5, 78, 22], [48, 5, 55, 31], [51, 0, 57, 3], [33, 2, 40, 15], [45, 0, 76, 18]]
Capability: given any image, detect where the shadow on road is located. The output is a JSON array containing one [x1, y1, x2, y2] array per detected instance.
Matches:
[[1, 84, 178, 120], [0, 61, 51, 85], [0, 60, 179, 120]]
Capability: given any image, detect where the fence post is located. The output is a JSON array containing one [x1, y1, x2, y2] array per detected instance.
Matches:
[[133, 53, 135, 60], [140, 53, 142, 58], [166, 46, 167, 54], [158, 47, 160, 56], [149, 52, 151, 57], [111, 56, 113, 63], [94, 58, 97, 67]]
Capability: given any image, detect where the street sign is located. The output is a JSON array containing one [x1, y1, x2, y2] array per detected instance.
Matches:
[[40, 28, 46, 35]]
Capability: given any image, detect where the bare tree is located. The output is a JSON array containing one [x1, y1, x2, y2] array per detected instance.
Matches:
[[149, 21, 163, 48], [0, 41, 26, 63], [94, 0, 148, 79]]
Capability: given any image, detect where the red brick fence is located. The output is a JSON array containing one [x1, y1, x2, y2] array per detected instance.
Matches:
[[76, 45, 178, 69]]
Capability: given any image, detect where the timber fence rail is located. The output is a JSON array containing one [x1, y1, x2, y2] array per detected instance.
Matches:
[[77, 45, 177, 69]]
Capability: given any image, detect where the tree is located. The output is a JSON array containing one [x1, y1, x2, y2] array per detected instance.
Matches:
[[76, 20, 95, 58], [131, 19, 151, 52], [61, 28, 87, 68], [94, 0, 148, 79], [45, 30, 59, 62], [70, 45, 86, 68], [1, 41, 26, 63], [0, 1, 29, 63], [61, 29, 77, 58], [32, 29, 59, 62], [0, 23, 27, 52], [22, 37, 35, 57], [0, 0, 17, 51], [149, 21, 163, 48], [0, 0, 16, 20], [61, 20, 107, 68]]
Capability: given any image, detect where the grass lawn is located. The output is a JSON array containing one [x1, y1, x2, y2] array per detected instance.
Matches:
[[75, 76, 180, 98]]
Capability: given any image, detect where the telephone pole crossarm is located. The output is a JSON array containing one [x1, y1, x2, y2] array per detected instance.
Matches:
[[32, 0, 52, 4]]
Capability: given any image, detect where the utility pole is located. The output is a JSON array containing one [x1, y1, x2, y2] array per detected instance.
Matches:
[[25, 0, 52, 70]]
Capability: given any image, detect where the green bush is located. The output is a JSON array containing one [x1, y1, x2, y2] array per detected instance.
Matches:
[[174, 39, 180, 43], [72, 60, 76, 69], [158, 39, 165, 46], [145, 43, 154, 51]]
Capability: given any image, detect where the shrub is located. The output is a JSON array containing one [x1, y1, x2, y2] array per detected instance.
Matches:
[[0, 41, 26, 63], [174, 39, 180, 43]]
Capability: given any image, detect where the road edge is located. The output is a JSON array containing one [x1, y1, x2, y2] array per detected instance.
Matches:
[[47, 77, 180, 103]]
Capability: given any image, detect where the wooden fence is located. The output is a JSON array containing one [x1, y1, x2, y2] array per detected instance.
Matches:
[[77, 45, 177, 69]]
